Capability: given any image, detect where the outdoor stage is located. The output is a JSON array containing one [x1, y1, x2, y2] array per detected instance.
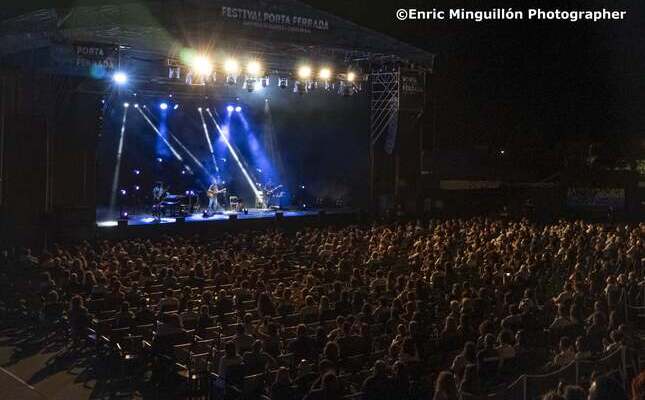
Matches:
[[96, 207, 360, 238], [97, 207, 354, 227]]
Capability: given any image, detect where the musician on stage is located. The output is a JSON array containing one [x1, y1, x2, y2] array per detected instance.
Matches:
[[206, 178, 225, 213], [152, 181, 166, 219], [262, 180, 282, 209]]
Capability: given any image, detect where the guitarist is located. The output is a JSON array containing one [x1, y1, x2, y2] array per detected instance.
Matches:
[[206, 178, 226, 214], [263, 182, 283, 208], [152, 181, 167, 219]]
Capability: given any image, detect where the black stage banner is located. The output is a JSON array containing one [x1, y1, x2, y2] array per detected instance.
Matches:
[[50, 41, 118, 78], [73, 42, 118, 71], [399, 69, 425, 112]]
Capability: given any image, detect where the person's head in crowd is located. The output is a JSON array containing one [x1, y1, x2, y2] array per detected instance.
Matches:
[[433, 370, 458, 400], [274, 366, 291, 385], [588, 374, 628, 400], [224, 342, 237, 358], [632, 371, 645, 400], [541, 392, 565, 400], [562, 385, 585, 400]]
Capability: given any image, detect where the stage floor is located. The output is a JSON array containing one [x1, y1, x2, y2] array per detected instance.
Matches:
[[97, 207, 351, 227]]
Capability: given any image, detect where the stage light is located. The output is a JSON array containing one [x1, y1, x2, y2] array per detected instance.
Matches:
[[173, 104, 179, 110], [224, 58, 240, 74], [347, 71, 356, 82], [134, 103, 139, 108], [123, 102, 130, 108], [135, 185, 140, 191], [157, 157, 163, 162], [159, 102, 168, 110], [278, 77, 288, 89], [191, 54, 213, 77], [113, 71, 128, 85], [246, 60, 262, 76], [226, 105, 234, 112], [297, 65, 312, 80], [197, 107, 202, 111], [133, 169, 140, 175], [319, 67, 332, 80], [235, 106, 242, 112], [120, 189, 127, 195]]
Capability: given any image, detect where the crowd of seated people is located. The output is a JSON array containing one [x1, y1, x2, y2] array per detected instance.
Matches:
[[1, 218, 643, 400]]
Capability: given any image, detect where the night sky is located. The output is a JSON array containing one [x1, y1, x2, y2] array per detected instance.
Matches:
[[304, 0, 645, 162]]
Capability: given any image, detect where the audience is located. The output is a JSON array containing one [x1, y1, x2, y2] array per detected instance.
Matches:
[[4, 218, 643, 400]]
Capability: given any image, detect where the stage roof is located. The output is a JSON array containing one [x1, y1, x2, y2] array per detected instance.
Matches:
[[0, 0, 434, 78]]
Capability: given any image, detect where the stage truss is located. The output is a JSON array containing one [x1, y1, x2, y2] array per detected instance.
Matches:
[[368, 70, 400, 203]]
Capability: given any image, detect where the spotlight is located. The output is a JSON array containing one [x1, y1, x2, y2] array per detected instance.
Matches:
[[133, 169, 140, 175], [347, 71, 356, 82], [246, 60, 262, 76], [198, 107, 202, 111], [278, 77, 288, 89], [120, 211, 129, 219], [113, 71, 128, 85], [120, 189, 127, 195], [157, 157, 163, 162], [191, 54, 213, 77], [133, 103, 139, 108], [224, 58, 240, 74], [235, 106, 242, 112], [173, 104, 179, 110], [297, 65, 312, 80], [226, 105, 234, 112], [319, 67, 332, 80], [134, 185, 140, 191], [159, 102, 168, 110], [123, 102, 130, 108]]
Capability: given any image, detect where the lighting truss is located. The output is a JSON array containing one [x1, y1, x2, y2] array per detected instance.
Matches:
[[369, 70, 399, 145]]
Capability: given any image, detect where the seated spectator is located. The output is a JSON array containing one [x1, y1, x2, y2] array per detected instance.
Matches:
[[218, 342, 243, 382], [361, 360, 392, 400], [289, 324, 317, 362], [496, 329, 516, 361], [433, 370, 459, 400], [233, 323, 255, 354], [243, 340, 276, 374], [68, 295, 90, 343], [632, 370, 645, 400], [476, 334, 499, 384], [562, 385, 585, 400], [451, 341, 476, 382], [271, 367, 295, 400], [304, 372, 343, 400], [552, 337, 575, 368], [588, 373, 628, 400], [459, 364, 480, 395]]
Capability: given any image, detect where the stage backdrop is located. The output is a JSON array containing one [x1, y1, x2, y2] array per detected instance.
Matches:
[[96, 86, 369, 219]]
